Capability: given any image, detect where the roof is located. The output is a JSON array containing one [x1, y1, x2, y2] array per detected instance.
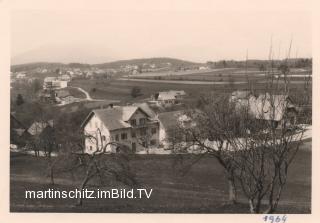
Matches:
[[158, 110, 184, 130], [27, 120, 54, 136], [157, 90, 186, 101], [235, 93, 296, 121], [82, 105, 154, 131], [133, 102, 156, 118], [10, 114, 26, 130], [231, 90, 252, 100], [44, 77, 57, 82]]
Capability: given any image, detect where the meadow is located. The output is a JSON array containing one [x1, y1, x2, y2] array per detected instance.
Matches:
[[10, 141, 311, 213]]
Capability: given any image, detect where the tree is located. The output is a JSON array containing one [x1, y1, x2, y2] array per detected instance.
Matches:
[[16, 94, 24, 106], [171, 61, 308, 212], [31, 79, 42, 94], [75, 128, 138, 206], [131, 86, 142, 98], [171, 94, 242, 204]]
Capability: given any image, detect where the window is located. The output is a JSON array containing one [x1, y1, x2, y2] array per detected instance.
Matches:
[[102, 135, 106, 141], [130, 119, 136, 126], [131, 131, 136, 138], [115, 134, 119, 141], [139, 118, 146, 125], [89, 146, 93, 151], [151, 128, 157, 134], [121, 133, 127, 140], [150, 139, 156, 146]]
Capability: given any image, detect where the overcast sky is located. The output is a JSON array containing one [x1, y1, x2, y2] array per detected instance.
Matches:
[[11, 10, 312, 64]]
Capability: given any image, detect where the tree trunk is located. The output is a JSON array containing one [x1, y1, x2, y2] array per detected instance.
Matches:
[[249, 199, 256, 213], [228, 177, 237, 204], [76, 170, 94, 206], [50, 166, 55, 185]]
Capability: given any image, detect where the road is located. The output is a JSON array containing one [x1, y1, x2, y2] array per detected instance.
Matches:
[[119, 78, 247, 85], [69, 86, 107, 102], [119, 78, 309, 85]]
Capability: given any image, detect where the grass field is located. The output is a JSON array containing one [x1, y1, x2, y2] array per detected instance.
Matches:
[[128, 68, 311, 82], [70, 78, 310, 104], [10, 142, 311, 213]]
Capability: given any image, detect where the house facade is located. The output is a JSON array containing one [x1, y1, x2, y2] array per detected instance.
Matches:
[[81, 104, 160, 154], [152, 90, 186, 106], [43, 77, 68, 90], [231, 91, 298, 128]]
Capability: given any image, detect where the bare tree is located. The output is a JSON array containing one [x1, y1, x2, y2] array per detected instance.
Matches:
[[55, 128, 138, 206], [171, 49, 310, 212], [169, 95, 241, 204]]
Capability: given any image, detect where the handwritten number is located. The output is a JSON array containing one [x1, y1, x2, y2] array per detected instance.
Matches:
[[263, 215, 287, 223]]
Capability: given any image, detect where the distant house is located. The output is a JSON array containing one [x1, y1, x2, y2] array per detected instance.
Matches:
[[27, 120, 54, 136], [16, 72, 26, 79], [230, 90, 252, 102], [81, 104, 160, 154], [152, 90, 187, 106], [158, 110, 184, 148], [27, 120, 56, 155], [10, 114, 30, 146], [231, 91, 298, 128], [43, 77, 68, 90], [199, 66, 210, 70], [157, 110, 194, 149], [59, 74, 71, 82], [55, 89, 78, 105]]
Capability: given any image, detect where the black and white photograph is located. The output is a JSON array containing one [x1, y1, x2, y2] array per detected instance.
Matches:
[[2, 0, 318, 220]]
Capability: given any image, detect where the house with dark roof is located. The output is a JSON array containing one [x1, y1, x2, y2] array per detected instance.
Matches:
[[10, 114, 31, 146], [81, 104, 160, 154]]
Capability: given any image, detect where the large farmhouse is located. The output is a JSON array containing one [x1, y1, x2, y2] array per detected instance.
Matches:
[[81, 104, 160, 154], [231, 91, 298, 128], [43, 77, 68, 90]]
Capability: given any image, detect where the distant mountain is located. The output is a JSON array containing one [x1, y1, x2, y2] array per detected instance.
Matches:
[[11, 44, 119, 66], [11, 62, 66, 72], [11, 57, 202, 72], [94, 57, 202, 69], [11, 57, 311, 72]]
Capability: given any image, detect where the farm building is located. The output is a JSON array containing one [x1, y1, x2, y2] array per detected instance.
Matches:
[[157, 110, 194, 149], [59, 74, 71, 82], [27, 120, 54, 136], [55, 89, 79, 105], [152, 90, 187, 106], [16, 72, 26, 79], [43, 77, 68, 90], [231, 91, 298, 128], [81, 103, 160, 154]]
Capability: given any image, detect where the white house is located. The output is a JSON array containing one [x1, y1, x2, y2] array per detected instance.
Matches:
[[59, 74, 71, 82], [231, 91, 298, 128], [43, 77, 68, 90], [81, 104, 160, 154], [152, 90, 187, 106], [157, 110, 194, 149], [16, 72, 26, 79]]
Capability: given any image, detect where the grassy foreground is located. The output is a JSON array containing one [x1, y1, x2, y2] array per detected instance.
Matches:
[[10, 143, 311, 213]]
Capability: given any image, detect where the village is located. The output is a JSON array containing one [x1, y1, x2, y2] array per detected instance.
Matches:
[[10, 59, 312, 156]]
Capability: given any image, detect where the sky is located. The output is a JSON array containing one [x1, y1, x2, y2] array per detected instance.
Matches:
[[11, 9, 312, 64]]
